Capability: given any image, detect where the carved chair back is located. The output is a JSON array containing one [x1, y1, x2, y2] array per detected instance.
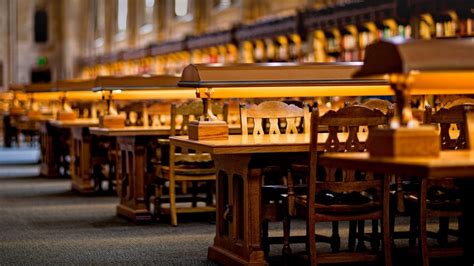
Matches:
[[361, 98, 394, 116], [319, 104, 388, 153], [425, 103, 474, 150], [148, 102, 172, 127], [240, 101, 310, 135]]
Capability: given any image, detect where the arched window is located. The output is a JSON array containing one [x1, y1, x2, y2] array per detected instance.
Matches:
[[117, 0, 128, 33], [93, 0, 105, 47], [174, 0, 189, 17], [34, 9, 48, 43], [140, 0, 155, 33], [213, 0, 233, 9]]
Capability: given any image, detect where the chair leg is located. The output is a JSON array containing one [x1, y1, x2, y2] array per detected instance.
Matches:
[[262, 220, 270, 258], [419, 178, 429, 266], [437, 217, 449, 247], [191, 182, 198, 207], [282, 204, 291, 256], [330, 221, 340, 252], [348, 221, 357, 250], [182, 181, 187, 194], [308, 221, 317, 266], [371, 219, 380, 251], [154, 182, 163, 220], [356, 220, 367, 251], [169, 144, 178, 226], [409, 213, 419, 248], [205, 181, 213, 206], [383, 177, 393, 266], [170, 177, 178, 226], [458, 216, 464, 246]]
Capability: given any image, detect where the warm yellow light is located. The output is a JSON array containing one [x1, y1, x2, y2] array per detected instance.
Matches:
[[30, 92, 62, 101], [14, 92, 28, 101], [0, 92, 13, 101], [111, 89, 197, 100], [410, 71, 474, 94], [65, 91, 103, 101], [196, 85, 393, 98]]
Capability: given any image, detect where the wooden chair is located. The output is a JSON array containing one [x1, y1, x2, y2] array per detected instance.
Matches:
[[290, 104, 392, 266], [404, 103, 474, 262], [240, 100, 310, 257], [285, 99, 393, 254], [156, 100, 228, 226]]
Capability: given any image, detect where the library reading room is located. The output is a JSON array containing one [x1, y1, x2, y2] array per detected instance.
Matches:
[[0, 0, 473, 265]]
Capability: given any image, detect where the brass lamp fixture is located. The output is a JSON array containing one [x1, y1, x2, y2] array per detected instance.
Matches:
[[354, 38, 474, 157]]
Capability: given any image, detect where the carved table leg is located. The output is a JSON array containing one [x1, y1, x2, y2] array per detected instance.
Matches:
[[208, 154, 266, 266], [70, 127, 95, 194], [40, 122, 58, 177], [116, 136, 152, 223]]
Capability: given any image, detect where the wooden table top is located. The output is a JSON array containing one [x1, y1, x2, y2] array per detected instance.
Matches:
[[89, 126, 171, 137], [49, 119, 99, 128], [319, 151, 474, 178], [170, 132, 367, 155]]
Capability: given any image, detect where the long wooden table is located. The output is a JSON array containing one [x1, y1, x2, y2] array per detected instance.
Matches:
[[50, 119, 99, 192], [319, 151, 474, 266], [90, 126, 172, 222], [169, 132, 366, 265]]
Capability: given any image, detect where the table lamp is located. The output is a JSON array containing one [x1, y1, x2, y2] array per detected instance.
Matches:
[[353, 38, 474, 157], [24, 83, 61, 119], [93, 75, 195, 128], [56, 79, 102, 121], [178, 62, 392, 140]]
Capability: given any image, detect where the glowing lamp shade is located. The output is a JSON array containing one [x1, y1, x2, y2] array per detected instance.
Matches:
[[24, 83, 61, 101], [353, 38, 474, 90], [178, 63, 391, 98], [56, 79, 101, 101], [93, 75, 196, 100], [353, 38, 474, 125]]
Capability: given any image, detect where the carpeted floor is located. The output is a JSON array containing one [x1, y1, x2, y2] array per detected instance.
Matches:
[[0, 163, 464, 265]]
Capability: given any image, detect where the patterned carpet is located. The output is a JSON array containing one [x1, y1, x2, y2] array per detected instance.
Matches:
[[0, 163, 464, 265]]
